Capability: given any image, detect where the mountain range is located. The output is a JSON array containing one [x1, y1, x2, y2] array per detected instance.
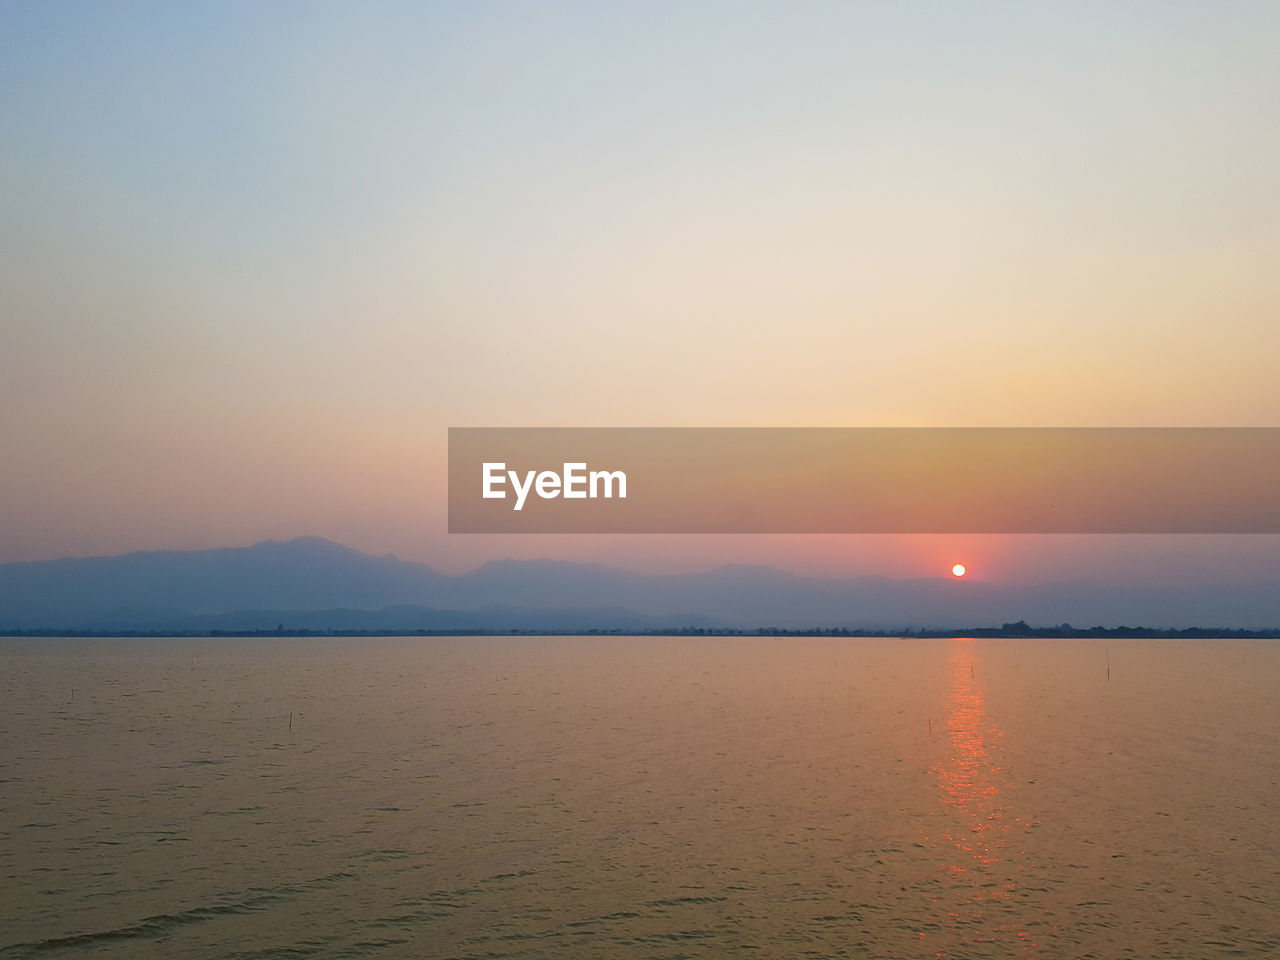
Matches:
[[1, 536, 1277, 632]]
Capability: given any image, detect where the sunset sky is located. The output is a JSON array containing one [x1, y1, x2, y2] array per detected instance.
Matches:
[[3, 3, 1278, 584]]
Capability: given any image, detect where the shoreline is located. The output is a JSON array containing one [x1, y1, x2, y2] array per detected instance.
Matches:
[[5, 625, 1280, 640]]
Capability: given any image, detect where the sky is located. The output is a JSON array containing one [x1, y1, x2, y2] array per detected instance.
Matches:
[[2, 2, 1278, 584]]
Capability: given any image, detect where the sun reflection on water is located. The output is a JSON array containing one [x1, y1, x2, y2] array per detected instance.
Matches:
[[926, 640, 1037, 958]]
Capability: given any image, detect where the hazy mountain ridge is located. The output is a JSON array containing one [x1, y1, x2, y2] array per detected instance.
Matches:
[[1, 537, 1277, 631]]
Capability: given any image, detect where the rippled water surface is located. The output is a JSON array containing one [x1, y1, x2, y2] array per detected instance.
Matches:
[[1, 636, 1277, 958]]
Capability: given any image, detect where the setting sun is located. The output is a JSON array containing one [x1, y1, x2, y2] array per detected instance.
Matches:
[[952, 563, 967, 577]]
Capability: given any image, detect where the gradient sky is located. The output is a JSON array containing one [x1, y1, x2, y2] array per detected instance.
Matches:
[[3, 2, 1278, 584]]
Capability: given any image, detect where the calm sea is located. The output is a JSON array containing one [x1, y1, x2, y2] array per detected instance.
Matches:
[[1, 636, 1277, 958]]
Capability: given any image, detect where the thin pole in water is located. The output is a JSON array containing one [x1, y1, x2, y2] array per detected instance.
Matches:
[[1106, 648, 1111, 682], [289, 711, 293, 730]]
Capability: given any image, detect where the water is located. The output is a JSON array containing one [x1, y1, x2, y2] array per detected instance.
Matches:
[[1, 636, 1277, 958]]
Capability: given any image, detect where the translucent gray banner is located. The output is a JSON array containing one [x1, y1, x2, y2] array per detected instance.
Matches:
[[448, 428, 1280, 533]]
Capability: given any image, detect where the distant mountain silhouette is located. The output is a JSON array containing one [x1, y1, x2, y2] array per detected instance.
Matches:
[[1, 536, 1277, 631], [0, 537, 445, 627]]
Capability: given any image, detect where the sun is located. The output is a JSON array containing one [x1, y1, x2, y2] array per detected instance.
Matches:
[[951, 563, 967, 578]]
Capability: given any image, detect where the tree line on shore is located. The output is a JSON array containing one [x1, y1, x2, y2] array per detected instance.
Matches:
[[4, 620, 1280, 639]]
